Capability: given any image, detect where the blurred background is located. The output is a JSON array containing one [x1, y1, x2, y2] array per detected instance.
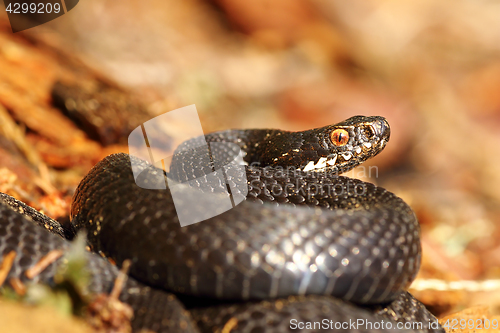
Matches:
[[1, 0, 500, 330]]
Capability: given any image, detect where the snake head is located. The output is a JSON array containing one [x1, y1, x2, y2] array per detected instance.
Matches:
[[302, 115, 390, 173], [257, 116, 390, 174]]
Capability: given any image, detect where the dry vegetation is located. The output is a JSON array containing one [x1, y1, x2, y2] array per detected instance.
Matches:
[[1, 0, 500, 332]]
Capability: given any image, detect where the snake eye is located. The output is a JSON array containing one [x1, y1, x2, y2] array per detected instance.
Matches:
[[330, 129, 349, 146]]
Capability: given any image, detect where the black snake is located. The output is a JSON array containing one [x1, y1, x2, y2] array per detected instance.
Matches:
[[0, 116, 444, 332]]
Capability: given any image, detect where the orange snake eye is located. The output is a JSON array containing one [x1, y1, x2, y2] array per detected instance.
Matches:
[[330, 129, 349, 146]]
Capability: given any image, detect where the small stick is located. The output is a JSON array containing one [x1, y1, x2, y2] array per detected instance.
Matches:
[[221, 317, 238, 333], [25, 249, 64, 279], [110, 259, 131, 300], [0, 251, 17, 287], [9, 277, 26, 296]]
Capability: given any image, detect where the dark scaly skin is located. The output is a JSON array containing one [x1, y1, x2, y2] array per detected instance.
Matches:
[[72, 154, 420, 304], [0, 193, 199, 333], [72, 116, 421, 304], [190, 292, 442, 333], [0, 116, 444, 332], [69, 116, 441, 332], [0, 180, 441, 333]]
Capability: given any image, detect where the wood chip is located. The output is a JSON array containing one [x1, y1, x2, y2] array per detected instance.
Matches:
[[110, 260, 131, 300], [221, 317, 238, 333], [0, 251, 17, 287], [8, 277, 26, 296]]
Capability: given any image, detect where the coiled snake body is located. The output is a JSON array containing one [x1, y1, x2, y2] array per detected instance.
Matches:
[[0, 116, 443, 332]]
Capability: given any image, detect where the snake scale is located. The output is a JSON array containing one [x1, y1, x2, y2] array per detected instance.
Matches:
[[0, 115, 444, 332]]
